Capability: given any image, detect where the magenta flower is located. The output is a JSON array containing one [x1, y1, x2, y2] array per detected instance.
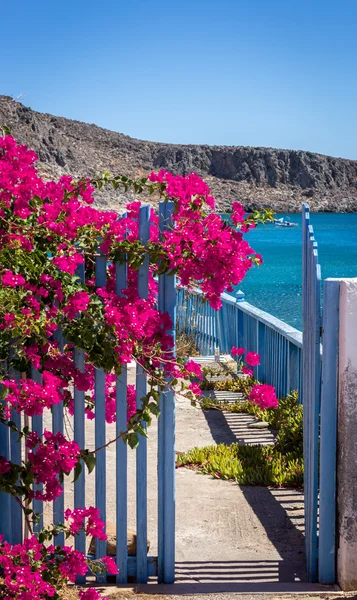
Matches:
[[231, 347, 245, 356], [241, 366, 253, 376], [245, 351, 260, 366], [0, 457, 11, 475], [249, 384, 278, 410], [101, 555, 118, 574], [185, 359, 204, 380], [189, 382, 202, 396], [2, 269, 25, 287]]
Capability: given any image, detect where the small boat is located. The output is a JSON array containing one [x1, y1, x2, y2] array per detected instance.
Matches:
[[274, 217, 298, 227]]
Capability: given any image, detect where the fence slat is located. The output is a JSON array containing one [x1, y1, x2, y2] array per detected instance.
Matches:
[[115, 260, 128, 583], [74, 262, 86, 584], [0, 406, 12, 542], [136, 205, 150, 584], [53, 327, 65, 546], [302, 208, 321, 583], [158, 201, 176, 584], [31, 367, 43, 533], [94, 255, 107, 579], [319, 279, 339, 583], [10, 407, 22, 544]]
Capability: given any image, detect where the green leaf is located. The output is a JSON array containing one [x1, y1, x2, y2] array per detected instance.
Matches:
[[148, 402, 160, 417], [127, 432, 139, 449], [72, 461, 82, 482], [83, 453, 96, 474]]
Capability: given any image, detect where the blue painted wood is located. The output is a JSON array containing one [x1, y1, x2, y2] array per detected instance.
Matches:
[[302, 204, 322, 583], [289, 342, 299, 395], [52, 327, 65, 546], [319, 279, 339, 583], [136, 204, 150, 584], [222, 302, 229, 354], [116, 367, 128, 582], [158, 201, 176, 584], [31, 367, 44, 533], [0, 403, 12, 542], [115, 260, 128, 583], [74, 261, 86, 583], [94, 255, 107, 579], [257, 323, 265, 382], [10, 407, 22, 544], [237, 306, 244, 351], [205, 302, 210, 355]]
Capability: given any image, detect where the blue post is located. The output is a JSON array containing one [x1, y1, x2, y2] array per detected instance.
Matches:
[[289, 342, 299, 395], [302, 207, 321, 583], [10, 407, 22, 544], [0, 406, 12, 543], [95, 255, 107, 579], [31, 367, 43, 533], [115, 261, 128, 583], [53, 327, 65, 546], [136, 205, 150, 584], [257, 322, 266, 383], [319, 279, 339, 583], [158, 201, 176, 584], [74, 261, 86, 583]]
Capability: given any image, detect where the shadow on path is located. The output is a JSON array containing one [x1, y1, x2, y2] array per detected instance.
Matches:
[[175, 558, 301, 583], [198, 406, 306, 582], [241, 486, 306, 581], [202, 404, 276, 445]]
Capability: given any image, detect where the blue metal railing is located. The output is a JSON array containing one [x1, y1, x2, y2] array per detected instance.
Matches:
[[177, 287, 303, 400]]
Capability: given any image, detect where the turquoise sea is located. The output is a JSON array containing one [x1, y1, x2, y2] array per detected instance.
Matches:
[[232, 213, 357, 331]]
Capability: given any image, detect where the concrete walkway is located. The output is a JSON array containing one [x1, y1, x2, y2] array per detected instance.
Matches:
[[43, 362, 306, 587]]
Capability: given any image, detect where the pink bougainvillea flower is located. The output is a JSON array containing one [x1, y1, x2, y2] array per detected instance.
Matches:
[[189, 382, 202, 396], [79, 590, 109, 600], [241, 366, 253, 376], [249, 384, 278, 410], [101, 555, 118, 574], [231, 347, 245, 356], [184, 359, 203, 380], [2, 269, 25, 287], [245, 351, 260, 366], [0, 456, 11, 475], [64, 506, 107, 540]]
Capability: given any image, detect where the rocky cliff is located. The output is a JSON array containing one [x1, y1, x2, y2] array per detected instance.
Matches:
[[1, 95, 357, 212]]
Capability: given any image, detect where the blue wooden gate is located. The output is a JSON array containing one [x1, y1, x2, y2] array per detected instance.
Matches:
[[302, 203, 339, 584], [0, 201, 176, 585]]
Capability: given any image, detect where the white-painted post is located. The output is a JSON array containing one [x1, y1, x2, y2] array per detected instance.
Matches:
[[337, 278, 357, 591]]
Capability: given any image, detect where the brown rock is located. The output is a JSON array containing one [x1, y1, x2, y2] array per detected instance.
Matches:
[[1, 95, 357, 215], [88, 522, 150, 556]]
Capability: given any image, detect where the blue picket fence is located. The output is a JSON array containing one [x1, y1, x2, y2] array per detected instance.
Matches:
[[0, 202, 176, 585], [177, 287, 303, 400]]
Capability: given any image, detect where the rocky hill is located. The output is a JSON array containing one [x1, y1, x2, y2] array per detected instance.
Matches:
[[1, 95, 357, 212]]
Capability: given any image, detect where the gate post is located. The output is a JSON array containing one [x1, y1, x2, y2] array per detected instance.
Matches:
[[0, 418, 12, 543], [319, 279, 339, 583], [336, 278, 357, 590], [158, 201, 176, 584]]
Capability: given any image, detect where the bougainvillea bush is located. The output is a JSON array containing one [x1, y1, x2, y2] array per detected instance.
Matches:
[[0, 129, 271, 599]]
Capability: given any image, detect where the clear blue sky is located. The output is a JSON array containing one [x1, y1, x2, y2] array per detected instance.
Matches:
[[2, 0, 357, 158]]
